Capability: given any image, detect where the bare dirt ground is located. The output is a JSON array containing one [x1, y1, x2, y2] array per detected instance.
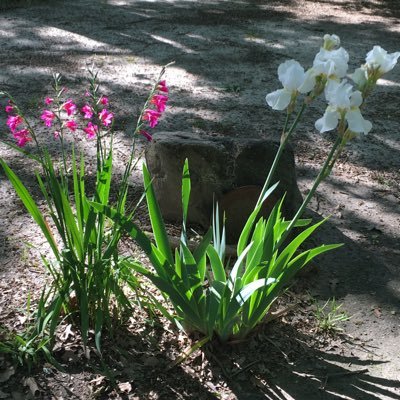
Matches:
[[0, 0, 399, 398]]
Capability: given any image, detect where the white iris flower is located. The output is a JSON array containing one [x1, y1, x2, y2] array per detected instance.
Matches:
[[313, 47, 349, 79], [315, 80, 372, 135], [266, 60, 315, 110], [366, 46, 400, 75]]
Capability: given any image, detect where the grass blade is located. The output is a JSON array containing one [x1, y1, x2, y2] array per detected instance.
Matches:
[[142, 163, 174, 265]]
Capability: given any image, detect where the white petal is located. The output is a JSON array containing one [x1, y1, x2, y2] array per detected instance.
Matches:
[[325, 79, 352, 108], [266, 89, 292, 110], [350, 91, 363, 108], [315, 108, 340, 133], [366, 46, 400, 74], [298, 69, 316, 93], [346, 109, 372, 135], [278, 60, 305, 91], [313, 59, 336, 77], [324, 79, 341, 102], [349, 67, 368, 88], [314, 47, 349, 78]]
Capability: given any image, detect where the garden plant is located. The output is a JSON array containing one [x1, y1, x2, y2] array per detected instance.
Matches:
[[0, 66, 170, 363], [0, 34, 399, 367], [92, 35, 400, 345]]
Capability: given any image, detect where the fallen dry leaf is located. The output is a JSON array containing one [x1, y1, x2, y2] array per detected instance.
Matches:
[[89, 375, 106, 387], [118, 382, 132, 393], [23, 377, 40, 396], [17, 315, 27, 325], [60, 324, 74, 341]]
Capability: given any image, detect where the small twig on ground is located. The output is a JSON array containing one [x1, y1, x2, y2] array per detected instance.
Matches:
[[342, 334, 380, 356], [205, 348, 230, 379], [263, 303, 300, 324], [319, 368, 369, 390], [167, 336, 210, 370], [265, 337, 293, 365], [229, 360, 261, 378]]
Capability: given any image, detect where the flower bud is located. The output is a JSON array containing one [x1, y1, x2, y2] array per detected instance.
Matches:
[[323, 34, 341, 51]]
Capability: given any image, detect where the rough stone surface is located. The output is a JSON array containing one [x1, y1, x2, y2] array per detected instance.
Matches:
[[145, 132, 303, 231]]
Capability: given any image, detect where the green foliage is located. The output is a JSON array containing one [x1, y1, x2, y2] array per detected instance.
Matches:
[[92, 160, 342, 342], [313, 298, 350, 334], [0, 292, 62, 372], [0, 68, 165, 358], [0, 148, 133, 355]]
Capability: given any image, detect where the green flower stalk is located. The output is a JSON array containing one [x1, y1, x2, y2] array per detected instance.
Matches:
[[0, 65, 171, 358]]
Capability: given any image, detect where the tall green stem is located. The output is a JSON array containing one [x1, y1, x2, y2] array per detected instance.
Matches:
[[277, 135, 343, 247], [256, 102, 307, 207], [116, 62, 172, 214]]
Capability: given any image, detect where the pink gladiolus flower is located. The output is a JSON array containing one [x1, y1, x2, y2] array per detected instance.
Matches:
[[142, 109, 161, 128], [13, 128, 31, 147], [158, 80, 168, 93], [5, 104, 14, 113], [44, 97, 54, 105], [81, 104, 93, 119], [150, 94, 168, 113], [99, 109, 113, 127], [100, 96, 109, 105], [65, 120, 77, 132], [7, 115, 23, 132], [62, 99, 77, 116], [84, 122, 98, 139], [140, 130, 152, 141], [41, 110, 56, 127]]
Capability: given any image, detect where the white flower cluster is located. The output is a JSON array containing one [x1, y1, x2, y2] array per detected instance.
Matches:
[[266, 34, 400, 136]]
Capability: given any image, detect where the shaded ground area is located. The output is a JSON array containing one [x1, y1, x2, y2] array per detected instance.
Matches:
[[0, 0, 399, 398]]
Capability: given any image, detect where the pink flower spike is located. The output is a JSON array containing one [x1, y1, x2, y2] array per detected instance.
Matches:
[[41, 110, 56, 127], [142, 109, 161, 128], [44, 97, 54, 105], [7, 115, 23, 132], [99, 109, 113, 127], [158, 80, 168, 93], [65, 120, 78, 132], [62, 99, 77, 116], [83, 122, 98, 140], [81, 104, 93, 119], [150, 94, 168, 113], [13, 128, 31, 147], [100, 96, 109, 105], [140, 130, 153, 141]]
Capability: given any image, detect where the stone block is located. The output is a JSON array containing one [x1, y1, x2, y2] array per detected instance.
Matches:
[[145, 132, 302, 241]]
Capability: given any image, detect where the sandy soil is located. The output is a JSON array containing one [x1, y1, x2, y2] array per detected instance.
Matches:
[[0, 0, 399, 399]]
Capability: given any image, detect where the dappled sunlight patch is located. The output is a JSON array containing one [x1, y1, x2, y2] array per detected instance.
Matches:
[[34, 26, 115, 51], [148, 34, 197, 54]]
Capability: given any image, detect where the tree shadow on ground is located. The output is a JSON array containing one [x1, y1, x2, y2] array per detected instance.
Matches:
[[1, 0, 400, 163], [1, 0, 399, 168], [7, 315, 396, 400], [203, 320, 400, 400]]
